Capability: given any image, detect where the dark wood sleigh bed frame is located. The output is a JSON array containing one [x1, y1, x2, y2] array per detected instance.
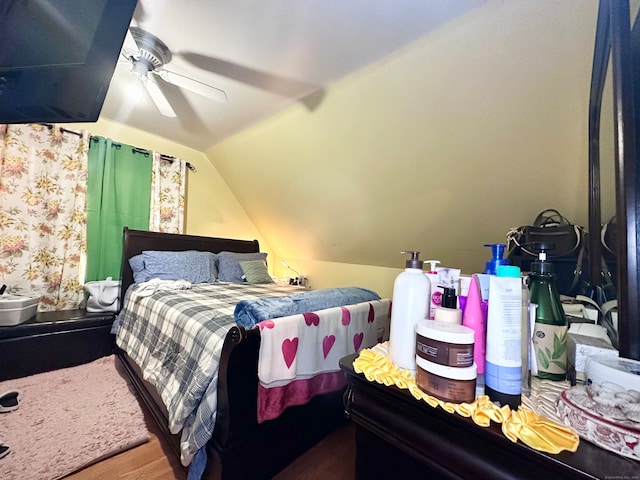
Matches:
[[115, 228, 348, 480]]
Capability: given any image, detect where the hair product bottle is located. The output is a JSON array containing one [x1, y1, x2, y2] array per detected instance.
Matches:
[[484, 265, 522, 409], [424, 260, 440, 319], [528, 244, 568, 381], [433, 284, 462, 324], [389, 251, 430, 375], [462, 274, 487, 374], [484, 243, 510, 275]]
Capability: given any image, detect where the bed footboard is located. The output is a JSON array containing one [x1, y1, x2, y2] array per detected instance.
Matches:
[[209, 325, 347, 480]]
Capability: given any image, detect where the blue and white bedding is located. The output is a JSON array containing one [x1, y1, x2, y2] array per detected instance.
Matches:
[[114, 282, 304, 466], [113, 281, 383, 469]]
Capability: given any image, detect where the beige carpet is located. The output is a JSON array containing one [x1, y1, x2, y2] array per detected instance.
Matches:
[[0, 355, 150, 480]]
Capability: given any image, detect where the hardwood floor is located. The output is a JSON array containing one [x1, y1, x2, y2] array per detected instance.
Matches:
[[65, 404, 356, 480]]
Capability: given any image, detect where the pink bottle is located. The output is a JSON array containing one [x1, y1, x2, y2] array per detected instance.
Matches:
[[462, 274, 487, 374]]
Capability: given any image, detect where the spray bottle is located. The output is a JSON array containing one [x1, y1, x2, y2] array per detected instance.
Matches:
[[389, 251, 430, 375]]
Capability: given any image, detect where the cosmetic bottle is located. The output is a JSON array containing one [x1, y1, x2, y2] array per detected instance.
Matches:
[[485, 265, 522, 409], [433, 282, 462, 325], [484, 243, 510, 275], [458, 275, 472, 314], [528, 243, 568, 381], [462, 274, 486, 375], [521, 275, 532, 397], [389, 251, 430, 375], [424, 260, 440, 320]]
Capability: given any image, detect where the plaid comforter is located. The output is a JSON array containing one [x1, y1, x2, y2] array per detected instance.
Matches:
[[114, 282, 303, 466]]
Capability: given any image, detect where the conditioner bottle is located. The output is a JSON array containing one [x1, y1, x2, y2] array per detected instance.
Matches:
[[485, 265, 522, 409], [389, 251, 430, 375], [528, 244, 568, 381]]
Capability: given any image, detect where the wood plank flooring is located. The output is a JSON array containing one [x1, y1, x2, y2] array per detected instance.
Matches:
[[65, 403, 355, 480]]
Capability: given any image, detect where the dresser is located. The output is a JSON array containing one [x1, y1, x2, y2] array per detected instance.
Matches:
[[340, 352, 639, 480], [0, 309, 116, 381]]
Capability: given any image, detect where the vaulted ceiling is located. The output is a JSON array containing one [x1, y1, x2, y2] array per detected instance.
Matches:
[[100, 0, 484, 151]]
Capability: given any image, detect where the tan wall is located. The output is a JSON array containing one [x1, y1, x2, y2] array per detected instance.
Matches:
[[205, 0, 599, 296]]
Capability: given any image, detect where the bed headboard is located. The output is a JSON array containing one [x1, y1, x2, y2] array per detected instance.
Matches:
[[118, 227, 260, 311]]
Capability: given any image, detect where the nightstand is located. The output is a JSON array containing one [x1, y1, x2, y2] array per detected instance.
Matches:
[[0, 309, 116, 381]]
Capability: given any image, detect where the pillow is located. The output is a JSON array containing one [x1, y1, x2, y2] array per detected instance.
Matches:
[[239, 260, 274, 284], [140, 250, 216, 284], [217, 251, 268, 283], [129, 254, 149, 283]]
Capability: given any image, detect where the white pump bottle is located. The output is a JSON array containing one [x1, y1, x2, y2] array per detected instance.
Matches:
[[389, 251, 430, 375]]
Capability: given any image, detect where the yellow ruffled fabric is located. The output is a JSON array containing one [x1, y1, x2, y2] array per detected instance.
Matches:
[[353, 346, 579, 454]]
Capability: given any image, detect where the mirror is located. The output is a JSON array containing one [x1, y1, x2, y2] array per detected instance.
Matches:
[[590, 0, 640, 360]]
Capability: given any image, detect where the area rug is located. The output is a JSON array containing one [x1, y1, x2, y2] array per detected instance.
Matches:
[[0, 355, 150, 480]]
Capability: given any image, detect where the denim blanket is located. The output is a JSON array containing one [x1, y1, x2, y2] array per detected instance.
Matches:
[[234, 287, 381, 328]]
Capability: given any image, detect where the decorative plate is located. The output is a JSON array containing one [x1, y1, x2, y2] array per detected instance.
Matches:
[[556, 385, 640, 461]]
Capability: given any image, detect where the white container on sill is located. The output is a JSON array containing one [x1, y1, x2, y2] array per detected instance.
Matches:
[[0, 295, 40, 326]]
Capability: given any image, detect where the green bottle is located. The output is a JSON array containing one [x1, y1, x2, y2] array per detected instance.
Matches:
[[528, 244, 568, 381]]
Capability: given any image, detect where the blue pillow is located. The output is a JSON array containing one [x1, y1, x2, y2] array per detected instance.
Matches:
[[141, 250, 216, 284], [217, 251, 268, 283], [129, 254, 149, 283]]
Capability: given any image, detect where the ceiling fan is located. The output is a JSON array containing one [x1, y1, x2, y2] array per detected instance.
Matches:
[[121, 26, 228, 117]]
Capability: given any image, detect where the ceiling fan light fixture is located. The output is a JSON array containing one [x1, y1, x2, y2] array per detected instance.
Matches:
[[130, 58, 153, 81]]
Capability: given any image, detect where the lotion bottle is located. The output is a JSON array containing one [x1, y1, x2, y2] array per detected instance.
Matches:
[[389, 251, 430, 375], [424, 260, 440, 319], [462, 274, 486, 374], [484, 243, 510, 275], [484, 265, 522, 409], [433, 283, 462, 325]]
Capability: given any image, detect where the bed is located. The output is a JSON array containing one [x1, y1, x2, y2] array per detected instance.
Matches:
[[113, 228, 391, 480]]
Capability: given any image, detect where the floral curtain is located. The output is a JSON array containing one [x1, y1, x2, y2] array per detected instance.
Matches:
[[149, 151, 186, 233], [0, 124, 89, 311]]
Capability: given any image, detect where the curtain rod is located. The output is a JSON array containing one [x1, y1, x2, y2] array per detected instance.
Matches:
[[39, 123, 196, 172]]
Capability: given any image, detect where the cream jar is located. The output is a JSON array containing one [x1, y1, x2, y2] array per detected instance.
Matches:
[[416, 356, 477, 404], [415, 320, 474, 367]]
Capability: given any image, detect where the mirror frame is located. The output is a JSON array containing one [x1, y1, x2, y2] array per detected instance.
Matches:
[[590, 0, 640, 360]]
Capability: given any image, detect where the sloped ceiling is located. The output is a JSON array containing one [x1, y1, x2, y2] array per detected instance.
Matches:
[[100, 0, 484, 151], [204, 1, 602, 274]]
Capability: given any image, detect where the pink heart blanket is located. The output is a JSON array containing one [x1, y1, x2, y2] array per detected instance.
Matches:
[[256, 298, 391, 388]]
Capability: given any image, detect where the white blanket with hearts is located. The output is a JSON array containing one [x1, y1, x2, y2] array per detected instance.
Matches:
[[257, 298, 391, 388]]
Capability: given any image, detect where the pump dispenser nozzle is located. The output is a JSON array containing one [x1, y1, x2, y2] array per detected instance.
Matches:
[[401, 251, 424, 270], [484, 243, 509, 275], [424, 260, 440, 273], [530, 242, 555, 274]]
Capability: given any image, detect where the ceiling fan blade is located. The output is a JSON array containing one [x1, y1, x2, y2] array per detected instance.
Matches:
[[177, 52, 316, 98], [143, 77, 176, 117], [155, 69, 228, 103]]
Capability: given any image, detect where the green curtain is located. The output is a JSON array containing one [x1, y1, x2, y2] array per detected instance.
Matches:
[[85, 137, 153, 281]]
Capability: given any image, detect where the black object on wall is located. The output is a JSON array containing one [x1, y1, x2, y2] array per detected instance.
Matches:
[[0, 0, 137, 124]]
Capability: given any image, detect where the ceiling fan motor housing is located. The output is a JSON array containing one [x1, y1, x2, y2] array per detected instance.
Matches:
[[130, 26, 172, 70]]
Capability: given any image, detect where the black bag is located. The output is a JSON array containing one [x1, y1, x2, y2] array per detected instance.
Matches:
[[506, 209, 584, 259], [506, 209, 586, 296]]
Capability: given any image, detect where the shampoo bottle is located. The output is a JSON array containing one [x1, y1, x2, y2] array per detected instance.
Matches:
[[484, 243, 510, 275], [528, 243, 568, 381], [389, 251, 430, 375], [484, 265, 522, 409]]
